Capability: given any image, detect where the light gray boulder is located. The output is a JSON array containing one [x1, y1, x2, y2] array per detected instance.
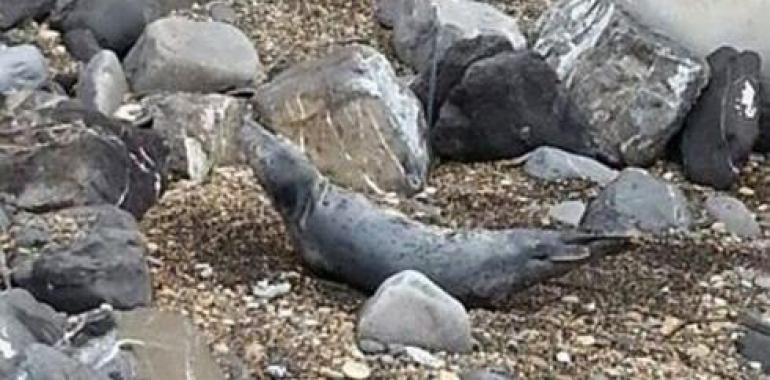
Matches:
[[388, 0, 526, 71], [705, 195, 761, 238], [357, 270, 473, 353], [524, 147, 618, 185], [581, 168, 692, 234], [0, 45, 47, 93], [124, 17, 262, 94], [534, 0, 708, 167], [77, 50, 128, 116]]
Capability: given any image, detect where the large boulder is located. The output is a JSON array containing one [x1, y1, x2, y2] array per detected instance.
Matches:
[[76, 50, 128, 116], [427, 48, 595, 162], [534, 0, 709, 167], [9, 205, 152, 313], [0, 0, 55, 30], [581, 168, 692, 235], [358, 270, 473, 353], [145, 93, 244, 182], [0, 97, 167, 218], [115, 309, 226, 380], [680, 47, 761, 189], [124, 17, 262, 94], [254, 44, 429, 195], [0, 45, 47, 93], [524, 147, 618, 186], [50, 0, 147, 61], [387, 0, 526, 71]]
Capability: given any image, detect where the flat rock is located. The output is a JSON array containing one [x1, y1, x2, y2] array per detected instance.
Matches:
[[0, 45, 47, 93], [254, 44, 429, 195], [680, 47, 761, 189], [0, 97, 167, 218], [388, 0, 526, 71], [581, 168, 692, 234], [549, 201, 587, 227], [429, 49, 595, 162], [705, 195, 761, 238], [145, 93, 244, 182], [11, 206, 152, 313], [524, 147, 618, 185], [115, 308, 226, 380], [739, 330, 770, 374], [0, 0, 54, 30], [357, 270, 472, 353], [51, 0, 147, 61], [534, 0, 708, 167], [76, 50, 128, 116], [125, 17, 262, 94], [13, 343, 108, 380]]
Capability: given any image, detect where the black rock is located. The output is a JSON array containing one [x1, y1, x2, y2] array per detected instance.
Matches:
[[429, 49, 594, 162], [0, 0, 55, 30], [12, 206, 152, 314], [0, 97, 167, 218], [51, 0, 147, 61], [739, 330, 770, 374], [681, 46, 762, 189]]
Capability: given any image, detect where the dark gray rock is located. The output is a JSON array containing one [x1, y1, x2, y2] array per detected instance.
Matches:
[[0, 100, 167, 218], [358, 270, 473, 353], [681, 47, 761, 189], [145, 93, 244, 182], [124, 17, 262, 94], [524, 147, 618, 185], [430, 50, 595, 162], [373, 0, 400, 28], [76, 50, 128, 116], [0, 0, 55, 30], [51, 0, 147, 61], [0, 45, 47, 93], [11, 205, 152, 313], [534, 0, 709, 167], [240, 118, 630, 307], [581, 169, 692, 235], [462, 369, 514, 380], [254, 45, 429, 195], [388, 0, 526, 72], [705, 195, 761, 238], [739, 330, 770, 374], [0, 289, 65, 378], [13, 343, 109, 380], [758, 99, 770, 152]]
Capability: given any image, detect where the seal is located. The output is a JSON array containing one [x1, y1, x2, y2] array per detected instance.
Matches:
[[240, 118, 630, 306]]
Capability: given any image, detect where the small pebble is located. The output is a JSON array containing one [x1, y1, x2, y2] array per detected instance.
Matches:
[[342, 360, 371, 379]]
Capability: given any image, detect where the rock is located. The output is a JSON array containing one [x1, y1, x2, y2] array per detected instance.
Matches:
[[341, 360, 371, 379], [438, 370, 461, 380], [254, 44, 429, 195], [358, 270, 472, 353], [50, 0, 147, 61], [0, 0, 54, 30], [145, 93, 244, 182], [739, 330, 770, 374], [13, 343, 108, 380], [462, 369, 514, 380], [680, 47, 761, 189], [125, 17, 262, 94], [705, 195, 761, 238], [357, 339, 386, 354], [0, 45, 47, 93], [11, 206, 152, 313], [140, 0, 196, 21], [76, 50, 128, 116], [208, 2, 237, 24], [549, 201, 587, 227], [429, 49, 595, 162], [556, 351, 572, 364], [373, 0, 400, 28], [0, 289, 65, 378], [240, 118, 631, 307], [389, 0, 526, 71], [524, 147, 618, 185], [0, 100, 167, 218], [403, 346, 444, 368], [252, 280, 291, 300], [534, 0, 708, 167], [115, 309, 226, 380], [581, 168, 693, 234]]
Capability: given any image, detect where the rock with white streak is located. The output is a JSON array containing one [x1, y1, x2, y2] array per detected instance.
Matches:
[[534, 0, 708, 167], [77, 50, 128, 116]]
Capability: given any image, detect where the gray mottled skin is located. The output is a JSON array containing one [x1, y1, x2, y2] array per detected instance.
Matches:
[[240, 118, 631, 306]]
